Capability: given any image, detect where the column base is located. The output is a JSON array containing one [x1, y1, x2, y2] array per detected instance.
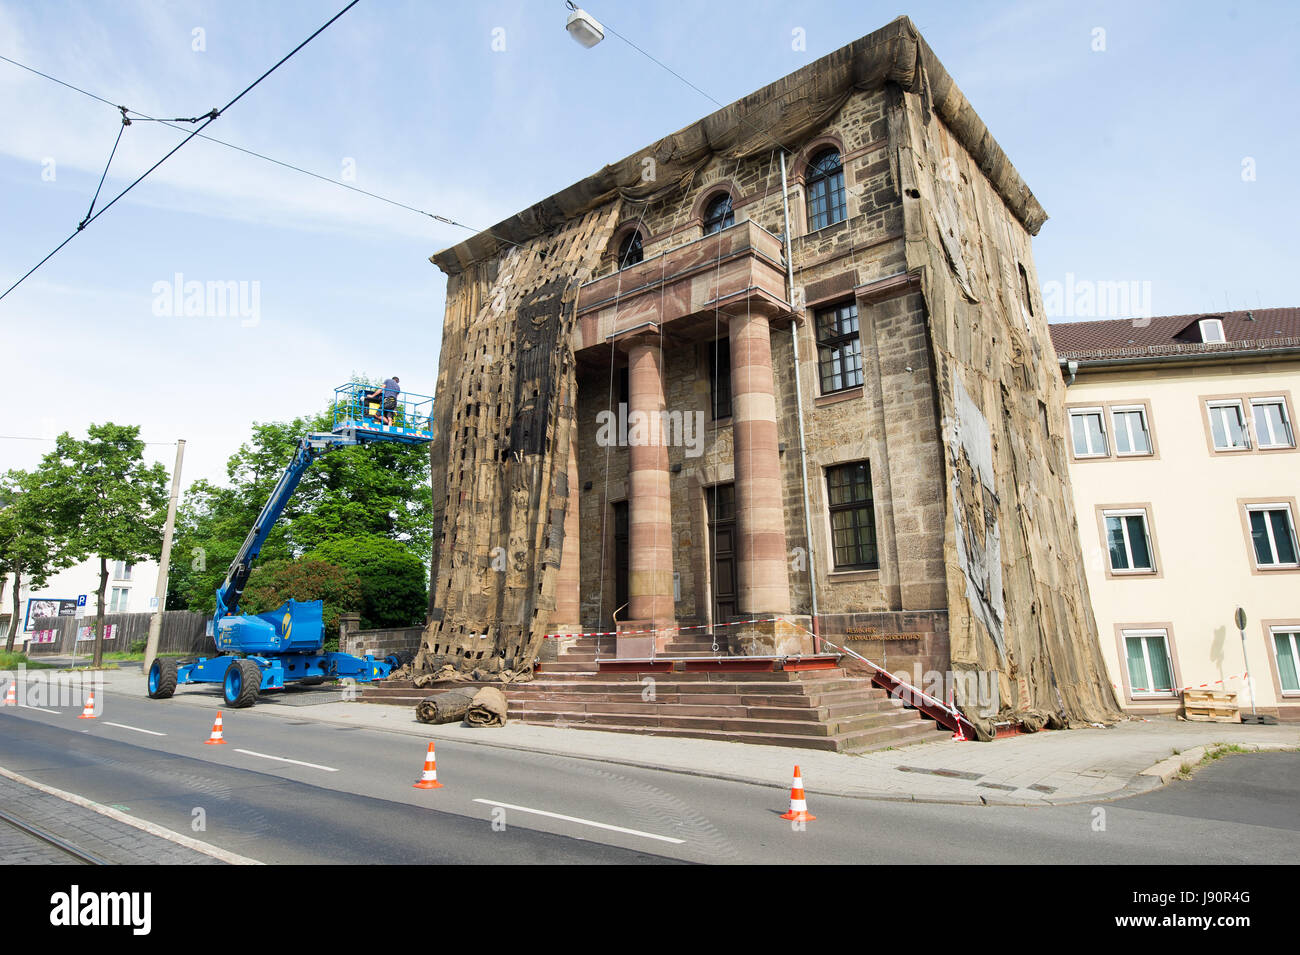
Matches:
[[615, 620, 675, 659], [732, 615, 814, 657]]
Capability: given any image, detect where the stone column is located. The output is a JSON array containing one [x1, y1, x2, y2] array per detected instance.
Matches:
[[626, 335, 675, 626], [550, 438, 582, 631], [729, 306, 791, 615]]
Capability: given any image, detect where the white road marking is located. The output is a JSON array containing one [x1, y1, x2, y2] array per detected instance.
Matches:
[[234, 749, 339, 772], [17, 704, 59, 713], [102, 721, 166, 736], [472, 798, 685, 844]]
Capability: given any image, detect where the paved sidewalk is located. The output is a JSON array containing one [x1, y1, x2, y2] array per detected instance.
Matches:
[[76, 667, 1300, 806]]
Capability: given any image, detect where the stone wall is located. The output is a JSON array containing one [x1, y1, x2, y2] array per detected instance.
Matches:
[[338, 613, 422, 660]]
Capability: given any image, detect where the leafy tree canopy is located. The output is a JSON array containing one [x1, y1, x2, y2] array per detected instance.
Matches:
[[309, 535, 426, 631], [168, 385, 431, 622]]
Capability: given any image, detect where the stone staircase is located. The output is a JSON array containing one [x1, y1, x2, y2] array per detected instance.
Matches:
[[362, 633, 949, 754]]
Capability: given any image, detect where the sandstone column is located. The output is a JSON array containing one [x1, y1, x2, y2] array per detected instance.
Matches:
[[729, 306, 791, 615], [626, 335, 675, 625], [549, 437, 581, 631]]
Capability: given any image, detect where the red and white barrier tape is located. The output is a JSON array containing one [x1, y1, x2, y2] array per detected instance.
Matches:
[[542, 616, 784, 640], [1119, 672, 1249, 694]]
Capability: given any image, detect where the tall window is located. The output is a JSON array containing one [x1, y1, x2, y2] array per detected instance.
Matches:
[[1251, 398, 1295, 448], [1111, 406, 1152, 456], [826, 462, 877, 570], [702, 193, 734, 234], [616, 230, 643, 269], [816, 302, 862, 394], [113, 561, 133, 580], [1104, 509, 1155, 573], [1123, 629, 1176, 697], [1247, 504, 1299, 567], [1272, 628, 1300, 695], [1069, 408, 1109, 457], [109, 587, 129, 612], [1208, 400, 1250, 450], [708, 339, 731, 420], [805, 148, 846, 231]]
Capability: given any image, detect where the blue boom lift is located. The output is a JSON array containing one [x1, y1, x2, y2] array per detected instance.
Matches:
[[146, 382, 434, 708]]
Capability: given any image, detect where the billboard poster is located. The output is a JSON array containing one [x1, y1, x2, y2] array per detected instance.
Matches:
[[76, 624, 116, 642], [23, 598, 78, 631]]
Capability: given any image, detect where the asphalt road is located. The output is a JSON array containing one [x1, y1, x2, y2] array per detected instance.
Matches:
[[1, 691, 1297, 864]]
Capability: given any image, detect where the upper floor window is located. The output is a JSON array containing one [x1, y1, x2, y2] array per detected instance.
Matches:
[[815, 302, 862, 394], [1198, 318, 1225, 343], [113, 561, 133, 580], [616, 230, 643, 269], [1069, 408, 1109, 457], [702, 193, 734, 235], [1247, 504, 1299, 568], [805, 148, 847, 231], [1251, 398, 1295, 448], [1104, 508, 1155, 573], [826, 462, 878, 570], [1208, 400, 1251, 451], [1111, 406, 1152, 456]]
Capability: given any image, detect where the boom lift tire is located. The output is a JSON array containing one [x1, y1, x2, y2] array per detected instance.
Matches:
[[224, 658, 263, 708], [147, 658, 178, 699]]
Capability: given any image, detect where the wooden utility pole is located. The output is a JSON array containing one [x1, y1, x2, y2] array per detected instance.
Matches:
[[144, 440, 184, 674]]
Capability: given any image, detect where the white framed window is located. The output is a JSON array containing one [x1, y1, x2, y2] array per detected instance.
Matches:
[[1272, 628, 1300, 695], [109, 587, 130, 612], [1199, 318, 1225, 343], [1110, 406, 1152, 456], [1208, 400, 1251, 450], [1247, 504, 1299, 567], [1251, 398, 1295, 449], [112, 560, 133, 581], [1123, 629, 1176, 698], [1104, 509, 1155, 573], [1069, 408, 1109, 457]]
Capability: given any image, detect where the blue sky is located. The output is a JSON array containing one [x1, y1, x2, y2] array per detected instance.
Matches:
[[1, 0, 1296, 489]]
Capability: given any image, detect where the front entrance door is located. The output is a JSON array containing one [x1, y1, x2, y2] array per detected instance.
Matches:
[[707, 484, 737, 623]]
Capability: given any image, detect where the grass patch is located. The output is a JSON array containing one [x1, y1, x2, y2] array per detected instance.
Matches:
[[1197, 743, 1250, 766], [0, 651, 56, 670], [102, 651, 189, 662]]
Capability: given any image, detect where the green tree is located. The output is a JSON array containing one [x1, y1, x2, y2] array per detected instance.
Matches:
[[0, 469, 79, 652], [168, 400, 431, 618], [39, 424, 169, 667], [309, 535, 426, 630], [241, 558, 363, 647]]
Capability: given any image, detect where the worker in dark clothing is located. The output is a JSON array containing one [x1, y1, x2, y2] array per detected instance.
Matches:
[[366, 376, 400, 425]]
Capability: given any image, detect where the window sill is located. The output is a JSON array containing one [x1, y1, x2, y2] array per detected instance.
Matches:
[[827, 567, 880, 583], [1254, 563, 1300, 572], [815, 387, 863, 407], [1108, 567, 1157, 577]]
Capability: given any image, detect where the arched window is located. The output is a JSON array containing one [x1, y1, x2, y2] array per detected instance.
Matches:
[[616, 230, 644, 269], [805, 148, 846, 231], [702, 192, 735, 235]]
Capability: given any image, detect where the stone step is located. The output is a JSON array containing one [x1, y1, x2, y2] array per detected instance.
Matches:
[[511, 708, 839, 738]]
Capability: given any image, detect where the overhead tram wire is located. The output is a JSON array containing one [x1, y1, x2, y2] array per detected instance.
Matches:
[[0, 0, 366, 303], [0, 49, 529, 279]]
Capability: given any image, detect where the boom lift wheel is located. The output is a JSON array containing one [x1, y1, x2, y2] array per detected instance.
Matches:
[[224, 659, 263, 708], [147, 658, 178, 699]]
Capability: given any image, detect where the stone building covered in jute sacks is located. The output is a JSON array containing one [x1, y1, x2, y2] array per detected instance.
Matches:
[[417, 16, 1122, 736]]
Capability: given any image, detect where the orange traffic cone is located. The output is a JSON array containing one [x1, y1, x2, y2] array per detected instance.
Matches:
[[413, 742, 444, 789], [204, 711, 228, 745], [77, 691, 97, 719], [779, 765, 815, 822], [3, 683, 15, 706]]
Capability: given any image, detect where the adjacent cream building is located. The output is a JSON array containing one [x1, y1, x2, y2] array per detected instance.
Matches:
[[1052, 308, 1300, 721]]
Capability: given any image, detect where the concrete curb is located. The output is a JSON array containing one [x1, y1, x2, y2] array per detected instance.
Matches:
[[1138, 741, 1298, 785], [93, 676, 1297, 809]]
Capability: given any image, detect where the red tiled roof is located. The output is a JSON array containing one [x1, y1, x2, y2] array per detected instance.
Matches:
[[1049, 308, 1300, 360]]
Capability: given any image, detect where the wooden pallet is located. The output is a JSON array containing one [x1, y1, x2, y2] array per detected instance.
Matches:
[[1182, 689, 1240, 723]]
